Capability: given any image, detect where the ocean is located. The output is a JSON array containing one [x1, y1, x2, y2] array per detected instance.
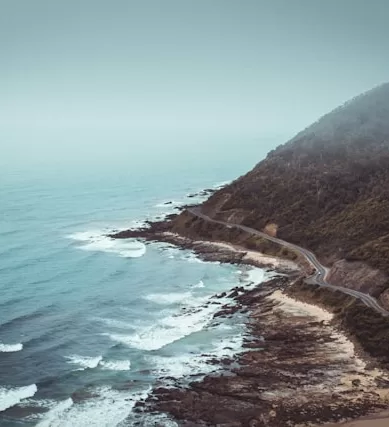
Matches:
[[0, 137, 277, 426]]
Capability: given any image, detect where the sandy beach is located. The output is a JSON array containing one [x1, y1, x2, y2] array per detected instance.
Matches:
[[324, 410, 389, 426], [111, 226, 389, 425], [143, 275, 389, 425]]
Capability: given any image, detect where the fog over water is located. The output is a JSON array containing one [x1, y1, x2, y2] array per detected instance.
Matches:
[[1, 0, 389, 171], [1, 2, 389, 426]]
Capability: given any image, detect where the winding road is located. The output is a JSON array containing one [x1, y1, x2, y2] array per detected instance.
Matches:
[[188, 207, 389, 317]]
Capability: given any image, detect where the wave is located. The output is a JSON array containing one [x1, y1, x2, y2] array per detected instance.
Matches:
[[93, 317, 134, 330], [35, 386, 150, 427], [158, 245, 181, 259], [0, 342, 23, 352], [0, 305, 54, 332], [65, 355, 102, 370], [65, 354, 131, 372], [246, 268, 266, 286], [99, 360, 131, 371], [67, 231, 146, 258], [240, 267, 272, 289], [105, 296, 222, 351], [0, 384, 37, 412], [144, 291, 193, 305], [138, 413, 179, 427], [213, 180, 231, 189], [182, 253, 206, 264], [35, 398, 73, 427], [192, 280, 205, 288], [147, 329, 244, 379]]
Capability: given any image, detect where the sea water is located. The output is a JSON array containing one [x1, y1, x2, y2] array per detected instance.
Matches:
[[0, 137, 276, 426]]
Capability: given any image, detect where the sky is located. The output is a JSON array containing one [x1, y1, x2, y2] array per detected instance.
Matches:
[[1, 0, 388, 168]]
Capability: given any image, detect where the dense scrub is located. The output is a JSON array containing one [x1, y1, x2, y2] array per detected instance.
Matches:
[[169, 211, 298, 261], [198, 83, 389, 297]]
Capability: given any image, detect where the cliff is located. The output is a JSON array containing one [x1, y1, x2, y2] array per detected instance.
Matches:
[[170, 83, 389, 302]]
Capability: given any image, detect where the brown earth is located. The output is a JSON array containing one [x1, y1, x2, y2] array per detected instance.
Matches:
[[157, 83, 389, 302], [324, 410, 389, 427], [137, 277, 389, 426], [113, 83, 389, 425]]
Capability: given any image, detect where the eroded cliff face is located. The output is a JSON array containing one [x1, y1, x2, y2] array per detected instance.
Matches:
[[170, 83, 389, 301]]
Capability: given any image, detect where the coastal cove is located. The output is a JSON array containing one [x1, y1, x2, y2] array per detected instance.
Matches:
[[0, 139, 279, 426], [3, 1, 389, 425], [111, 208, 389, 426]]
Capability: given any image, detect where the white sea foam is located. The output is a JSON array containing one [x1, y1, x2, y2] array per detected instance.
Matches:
[[182, 253, 205, 264], [211, 332, 244, 358], [94, 317, 133, 330], [213, 180, 231, 189], [160, 245, 181, 259], [144, 291, 193, 305], [192, 280, 205, 288], [147, 353, 207, 378], [99, 360, 131, 371], [0, 384, 37, 412], [35, 386, 150, 427], [0, 342, 23, 352], [241, 267, 267, 289], [105, 298, 218, 351], [67, 231, 146, 258], [148, 329, 244, 379], [102, 333, 135, 347], [35, 398, 74, 427], [128, 219, 149, 230], [139, 413, 179, 427], [65, 355, 102, 370]]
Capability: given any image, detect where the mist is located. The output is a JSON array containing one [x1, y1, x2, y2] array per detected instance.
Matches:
[[1, 0, 388, 169]]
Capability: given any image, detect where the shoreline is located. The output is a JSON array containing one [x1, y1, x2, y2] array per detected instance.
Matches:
[[138, 271, 389, 426], [110, 215, 389, 425], [118, 224, 389, 426], [324, 410, 389, 426], [163, 231, 301, 274]]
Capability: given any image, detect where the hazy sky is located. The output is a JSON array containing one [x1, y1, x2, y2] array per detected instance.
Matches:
[[1, 0, 388, 165]]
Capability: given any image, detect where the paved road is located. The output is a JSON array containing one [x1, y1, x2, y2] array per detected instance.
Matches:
[[188, 207, 389, 317]]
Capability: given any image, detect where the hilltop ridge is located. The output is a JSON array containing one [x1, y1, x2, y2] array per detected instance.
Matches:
[[169, 83, 389, 306]]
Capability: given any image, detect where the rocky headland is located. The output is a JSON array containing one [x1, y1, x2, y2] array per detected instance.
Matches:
[[112, 83, 389, 425], [141, 278, 389, 426]]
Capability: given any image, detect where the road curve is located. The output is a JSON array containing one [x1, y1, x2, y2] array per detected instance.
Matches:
[[188, 206, 389, 317]]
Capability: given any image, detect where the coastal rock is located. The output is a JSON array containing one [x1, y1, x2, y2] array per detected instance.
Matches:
[[145, 278, 389, 426], [160, 83, 389, 304]]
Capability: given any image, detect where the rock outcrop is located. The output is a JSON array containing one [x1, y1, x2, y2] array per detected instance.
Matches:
[[166, 83, 389, 303]]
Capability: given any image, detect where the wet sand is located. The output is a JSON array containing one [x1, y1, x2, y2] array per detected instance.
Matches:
[[324, 410, 389, 426]]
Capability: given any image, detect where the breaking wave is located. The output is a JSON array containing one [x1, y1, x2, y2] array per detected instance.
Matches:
[[99, 360, 131, 371], [0, 384, 37, 412], [65, 355, 102, 370], [35, 387, 150, 427], [67, 231, 146, 258], [0, 342, 23, 352]]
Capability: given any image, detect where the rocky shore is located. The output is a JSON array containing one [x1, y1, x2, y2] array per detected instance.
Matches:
[[110, 218, 301, 275], [111, 219, 389, 426], [134, 276, 388, 426]]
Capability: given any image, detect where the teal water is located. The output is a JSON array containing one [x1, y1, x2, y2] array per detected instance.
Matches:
[[0, 138, 277, 426]]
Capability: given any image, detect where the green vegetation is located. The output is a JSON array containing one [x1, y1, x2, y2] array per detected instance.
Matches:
[[198, 83, 389, 299]]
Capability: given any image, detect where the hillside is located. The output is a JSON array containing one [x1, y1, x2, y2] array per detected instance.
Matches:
[[172, 83, 389, 303]]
